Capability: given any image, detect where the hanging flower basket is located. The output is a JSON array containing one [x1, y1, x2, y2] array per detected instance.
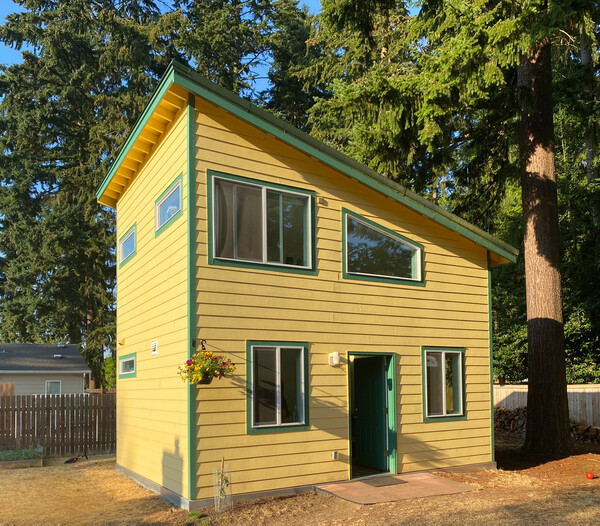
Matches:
[[179, 350, 235, 386]]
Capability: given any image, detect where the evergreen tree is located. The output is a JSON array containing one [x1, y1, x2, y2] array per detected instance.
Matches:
[[308, 0, 600, 455], [0, 0, 169, 384]]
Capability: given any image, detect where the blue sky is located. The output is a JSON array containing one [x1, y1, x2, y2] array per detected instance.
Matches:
[[0, 0, 322, 67]]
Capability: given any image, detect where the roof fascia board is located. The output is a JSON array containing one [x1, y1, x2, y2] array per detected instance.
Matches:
[[96, 66, 177, 202], [172, 64, 517, 264]]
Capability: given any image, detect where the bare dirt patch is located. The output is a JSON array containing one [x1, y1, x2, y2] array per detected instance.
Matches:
[[1, 438, 600, 525]]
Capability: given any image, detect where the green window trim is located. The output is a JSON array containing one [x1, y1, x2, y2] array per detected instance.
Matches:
[[421, 346, 466, 422], [155, 174, 183, 237], [246, 340, 310, 434], [207, 170, 316, 275], [342, 208, 425, 287], [118, 352, 137, 379], [118, 223, 137, 268]]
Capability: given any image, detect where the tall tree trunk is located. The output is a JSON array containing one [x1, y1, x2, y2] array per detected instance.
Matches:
[[517, 39, 572, 456], [580, 27, 599, 225]]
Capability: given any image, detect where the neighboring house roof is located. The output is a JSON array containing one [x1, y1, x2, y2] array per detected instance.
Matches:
[[96, 60, 518, 267], [0, 343, 91, 373]]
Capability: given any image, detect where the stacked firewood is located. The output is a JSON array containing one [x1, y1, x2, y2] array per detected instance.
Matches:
[[494, 406, 600, 443], [494, 406, 527, 433]]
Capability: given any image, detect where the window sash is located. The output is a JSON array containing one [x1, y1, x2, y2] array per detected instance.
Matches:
[[251, 345, 306, 428], [119, 356, 136, 377], [345, 213, 422, 282], [45, 380, 61, 395], [156, 181, 182, 231], [120, 228, 135, 263], [214, 177, 311, 269], [425, 350, 463, 418]]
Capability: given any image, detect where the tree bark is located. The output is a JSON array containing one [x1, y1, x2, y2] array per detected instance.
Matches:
[[579, 27, 599, 226], [518, 38, 571, 457]]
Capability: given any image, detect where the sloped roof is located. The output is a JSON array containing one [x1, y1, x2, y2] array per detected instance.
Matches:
[[0, 343, 91, 373], [97, 61, 518, 267]]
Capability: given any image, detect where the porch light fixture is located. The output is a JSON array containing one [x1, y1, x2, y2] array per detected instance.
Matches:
[[328, 352, 340, 366]]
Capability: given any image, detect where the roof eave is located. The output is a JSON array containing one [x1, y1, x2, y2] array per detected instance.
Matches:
[[171, 62, 518, 265]]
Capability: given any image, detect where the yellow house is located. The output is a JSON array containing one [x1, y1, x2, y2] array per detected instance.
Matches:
[[97, 61, 517, 509]]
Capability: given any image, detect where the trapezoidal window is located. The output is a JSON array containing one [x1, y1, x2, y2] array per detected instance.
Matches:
[[343, 209, 423, 284], [211, 172, 313, 270]]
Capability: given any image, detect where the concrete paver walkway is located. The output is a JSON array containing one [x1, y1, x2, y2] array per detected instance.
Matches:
[[316, 472, 476, 505]]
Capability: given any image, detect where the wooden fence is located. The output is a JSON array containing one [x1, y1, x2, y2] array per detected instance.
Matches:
[[0, 393, 115, 456], [0, 383, 15, 396], [494, 384, 600, 428]]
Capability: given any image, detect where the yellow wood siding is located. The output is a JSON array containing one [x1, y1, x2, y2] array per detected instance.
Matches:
[[192, 97, 493, 500], [116, 107, 189, 498]]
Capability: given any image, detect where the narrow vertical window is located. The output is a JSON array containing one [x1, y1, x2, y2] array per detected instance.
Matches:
[[423, 347, 464, 420], [155, 175, 183, 235], [119, 224, 136, 267]]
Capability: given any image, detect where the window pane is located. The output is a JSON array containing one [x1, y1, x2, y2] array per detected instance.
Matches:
[[215, 179, 235, 258], [281, 348, 303, 424], [266, 190, 281, 263], [253, 348, 276, 425], [121, 230, 135, 261], [120, 359, 135, 374], [347, 216, 417, 279], [46, 381, 60, 395], [235, 185, 262, 260], [158, 183, 181, 228], [446, 353, 462, 415], [426, 352, 444, 416], [282, 194, 307, 266]]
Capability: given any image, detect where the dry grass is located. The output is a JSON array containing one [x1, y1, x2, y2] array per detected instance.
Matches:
[[0, 449, 599, 524], [0, 456, 188, 524]]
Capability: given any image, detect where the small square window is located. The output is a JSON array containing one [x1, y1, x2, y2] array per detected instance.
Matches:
[[422, 347, 465, 420], [45, 380, 61, 395], [247, 342, 309, 433], [155, 175, 182, 236], [119, 353, 136, 379], [119, 224, 136, 267]]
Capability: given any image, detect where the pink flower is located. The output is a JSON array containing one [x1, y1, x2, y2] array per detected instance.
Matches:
[[186, 359, 193, 366]]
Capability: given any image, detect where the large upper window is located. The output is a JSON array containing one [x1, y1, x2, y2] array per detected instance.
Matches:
[[423, 347, 465, 420], [343, 209, 423, 284], [247, 342, 309, 432], [210, 171, 313, 270], [119, 223, 136, 267], [155, 175, 182, 236]]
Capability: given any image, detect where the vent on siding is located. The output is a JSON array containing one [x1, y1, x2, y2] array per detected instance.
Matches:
[[151, 339, 158, 357]]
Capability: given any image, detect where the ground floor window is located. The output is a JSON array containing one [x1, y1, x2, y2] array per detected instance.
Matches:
[[422, 347, 465, 420], [247, 341, 309, 432], [118, 353, 136, 379], [45, 380, 61, 395]]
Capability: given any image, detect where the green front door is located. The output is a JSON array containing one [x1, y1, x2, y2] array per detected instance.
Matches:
[[352, 355, 388, 472]]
